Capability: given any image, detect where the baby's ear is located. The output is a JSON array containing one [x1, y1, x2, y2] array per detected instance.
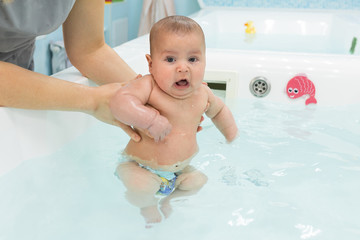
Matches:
[[145, 54, 152, 70]]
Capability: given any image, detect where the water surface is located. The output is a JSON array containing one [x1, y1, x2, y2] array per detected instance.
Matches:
[[1, 99, 359, 240]]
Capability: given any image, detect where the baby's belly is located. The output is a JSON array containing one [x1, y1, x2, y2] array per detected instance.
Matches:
[[124, 132, 198, 172]]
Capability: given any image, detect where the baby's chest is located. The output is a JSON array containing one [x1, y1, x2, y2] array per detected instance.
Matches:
[[150, 93, 208, 122], [164, 98, 207, 118]]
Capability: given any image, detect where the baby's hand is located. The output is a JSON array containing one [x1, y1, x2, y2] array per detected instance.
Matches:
[[147, 114, 172, 142]]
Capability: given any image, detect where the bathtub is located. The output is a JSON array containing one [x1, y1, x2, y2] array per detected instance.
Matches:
[[193, 7, 360, 55], [113, 7, 360, 106], [192, 7, 360, 105], [1, 7, 360, 240]]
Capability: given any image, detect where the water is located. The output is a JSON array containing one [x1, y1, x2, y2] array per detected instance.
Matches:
[[205, 33, 353, 55], [1, 99, 360, 240]]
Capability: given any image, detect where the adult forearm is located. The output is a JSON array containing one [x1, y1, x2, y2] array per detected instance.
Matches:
[[68, 44, 137, 86], [62, 0, 136, 85], [0, 61, 142, 141], [0, 61, 95, 112]]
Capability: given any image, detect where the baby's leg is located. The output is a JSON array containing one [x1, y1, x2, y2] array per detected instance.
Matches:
[[159, 166, 208, 218], [176, 165, 208, 191], [116, 161, 163, 224]]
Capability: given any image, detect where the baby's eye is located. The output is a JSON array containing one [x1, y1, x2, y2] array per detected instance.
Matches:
[[188, 57, 198, 63], [166, 57, 175, 62]]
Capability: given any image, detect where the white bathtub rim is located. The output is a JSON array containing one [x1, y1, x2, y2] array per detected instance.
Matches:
[[193, 6, 360, 15], [206, 47, 360, 59]]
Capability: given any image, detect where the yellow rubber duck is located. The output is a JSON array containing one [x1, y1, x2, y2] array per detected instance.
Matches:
[[244, 21, 256, 34]]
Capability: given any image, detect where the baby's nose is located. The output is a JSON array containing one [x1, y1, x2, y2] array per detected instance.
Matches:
[[176, 62, 189, 72]]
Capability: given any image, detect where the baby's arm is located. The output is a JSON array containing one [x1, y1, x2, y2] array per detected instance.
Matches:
[[109, 75, 172, 142], [204, 87, 238, 142]]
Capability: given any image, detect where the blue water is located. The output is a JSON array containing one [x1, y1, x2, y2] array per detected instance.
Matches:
[[1, 99, 360, 240], [205, 33, 355, 55]]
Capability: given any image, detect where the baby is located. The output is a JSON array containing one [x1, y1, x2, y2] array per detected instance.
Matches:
[[110, 15, 238, 225]]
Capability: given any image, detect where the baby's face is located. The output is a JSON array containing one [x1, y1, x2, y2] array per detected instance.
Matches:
[[146, 31, 206, 99]]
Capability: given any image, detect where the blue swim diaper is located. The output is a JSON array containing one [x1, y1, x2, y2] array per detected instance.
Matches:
[[139, 163, 178, 196]]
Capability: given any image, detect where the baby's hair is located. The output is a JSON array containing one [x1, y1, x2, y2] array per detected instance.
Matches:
[[149, 15, 205, 54]]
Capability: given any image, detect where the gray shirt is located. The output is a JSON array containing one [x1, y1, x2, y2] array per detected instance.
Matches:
[[0, 0, 76, 70]]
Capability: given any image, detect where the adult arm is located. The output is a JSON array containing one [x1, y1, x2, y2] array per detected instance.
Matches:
[[63, 0, 137, 85], [0, 0, 142, 140], [0, 62, 140, 141]]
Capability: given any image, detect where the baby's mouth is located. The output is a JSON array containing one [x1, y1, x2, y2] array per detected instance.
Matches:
[[175, 79, 189, 87]]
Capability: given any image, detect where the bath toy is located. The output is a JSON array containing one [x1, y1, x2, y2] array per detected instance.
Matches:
[[350, 37, 357, 54], [286, 74, 317, 105], [244, 21, 256, 34]]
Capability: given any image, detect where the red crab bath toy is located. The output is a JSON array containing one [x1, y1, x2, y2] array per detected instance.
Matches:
[[286, 74, 317, 105]]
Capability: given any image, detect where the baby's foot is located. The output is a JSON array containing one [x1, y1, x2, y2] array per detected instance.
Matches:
[[140, 205, 162, 228]]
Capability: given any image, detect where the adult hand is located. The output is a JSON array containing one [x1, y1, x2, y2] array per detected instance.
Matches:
[[197, 115, 204, 132], [92, 82, 141, 142]]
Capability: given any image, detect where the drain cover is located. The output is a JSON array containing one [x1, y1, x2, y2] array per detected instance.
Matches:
[[249, 76, 271, 97]]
